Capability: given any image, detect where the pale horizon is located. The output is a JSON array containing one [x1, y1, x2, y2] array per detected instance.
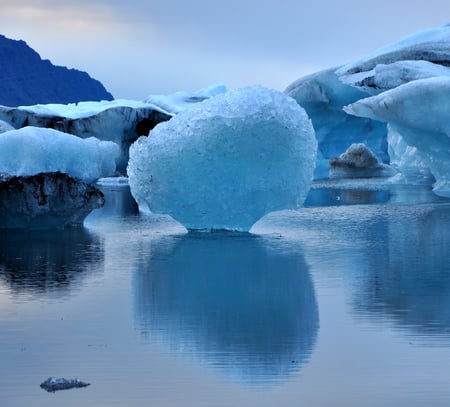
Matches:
[[1, 0, 449, 100]]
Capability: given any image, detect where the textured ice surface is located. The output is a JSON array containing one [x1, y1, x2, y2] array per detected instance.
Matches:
[[285, 68, 387, 178], [128, 86, 317, 232], [329, 143, 397, 178], [339, 60, 450, 94], [0, 172, 104, 229], [0, 100, 171, 173], [144, 84, 228, 114], [337, 24, 450, 77], [387, 124, 430, 175], [0, 126, 119, 183], [345, 77, 450, 196]]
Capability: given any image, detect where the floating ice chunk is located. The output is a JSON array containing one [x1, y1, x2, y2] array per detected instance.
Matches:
[[337, 23, 450, 77], [339, 60, 450, 94], [0, 126, 119, 183], [344, 77, 450, 196], [0, 172, 104, 229], [144, 84, 228, 114], [40, 377, 90, 392], [0, 100, 171, 173], [285, 68, 387, 178], [128, 86, 317, 232], [329, 143, 397, 178]]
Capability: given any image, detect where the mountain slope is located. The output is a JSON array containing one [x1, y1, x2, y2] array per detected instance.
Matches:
[[0, 34, 113, 106]]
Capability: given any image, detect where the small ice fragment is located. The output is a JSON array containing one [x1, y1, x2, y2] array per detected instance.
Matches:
[[40, 377, 90, 392]]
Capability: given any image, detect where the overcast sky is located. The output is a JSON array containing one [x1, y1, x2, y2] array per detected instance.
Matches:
[[1, 1, 449, 99]]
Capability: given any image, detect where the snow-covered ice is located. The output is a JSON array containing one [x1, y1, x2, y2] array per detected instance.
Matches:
[[339, 60, 450, 94], [329, 143, 397, 178], [344, 77, 450, 197], [285, 68, 388, 178], [337, 23, 450, 79], [0, 126, 120, 183], [128, 86, 317, 232]]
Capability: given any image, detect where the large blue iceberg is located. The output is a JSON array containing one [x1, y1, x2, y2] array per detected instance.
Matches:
[[128, 86, 317, 232], [285, 68, 388, 179]]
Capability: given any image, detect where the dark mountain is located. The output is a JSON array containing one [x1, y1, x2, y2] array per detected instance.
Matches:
[[0, 34, 114, 107]]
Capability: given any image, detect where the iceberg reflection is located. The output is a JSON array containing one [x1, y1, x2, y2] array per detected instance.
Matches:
[[351, 205, 450, 340], [134, 233, 319, 384], [0, 228, 103, 296]]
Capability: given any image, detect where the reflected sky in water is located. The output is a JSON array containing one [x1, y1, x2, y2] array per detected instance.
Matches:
[[134, 232, 318, 385], [2, 183, 450, 406]]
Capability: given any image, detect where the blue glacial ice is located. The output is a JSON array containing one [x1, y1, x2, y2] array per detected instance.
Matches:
[[0, 126, 120, 183], [0, 119, 13, 133], [344, 77, 450, 197], [128, 86, 317, 232], [285, 68, 388, 179]]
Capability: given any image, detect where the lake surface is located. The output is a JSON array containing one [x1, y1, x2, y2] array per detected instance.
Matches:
[[1, 180, 450, 406]]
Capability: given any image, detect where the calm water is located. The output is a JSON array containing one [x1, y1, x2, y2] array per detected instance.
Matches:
[[1, 181, 450, 406]]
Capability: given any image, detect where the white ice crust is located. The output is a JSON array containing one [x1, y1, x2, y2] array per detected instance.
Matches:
[[339, 60, 450, 94], [337, 23, 450, 77], [128, 86, 317, 232], [144, 84, 228, 114], [16, 99, 169, 119], [0, 126, 120, 183]]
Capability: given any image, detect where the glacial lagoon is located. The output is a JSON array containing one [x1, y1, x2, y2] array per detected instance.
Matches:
[[1, 181, 450, 406]]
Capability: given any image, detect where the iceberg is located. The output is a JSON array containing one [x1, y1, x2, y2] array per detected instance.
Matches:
[[344, 77, 450, 197], [0, 172, 104, 229], [285, 68, 388, 179], [0, 100, 171, 173], [0, 126, 119, 183], [128, 86, 317, 232], [329, 143, 397, 178], [144, 84, 228, 114]]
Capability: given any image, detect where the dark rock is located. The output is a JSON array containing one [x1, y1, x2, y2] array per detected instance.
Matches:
[[329, 143, 397, 178], [0, 172, 104, 229], [0, 34, 113, 106]]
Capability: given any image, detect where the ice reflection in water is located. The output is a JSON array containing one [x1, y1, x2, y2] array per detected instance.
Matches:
[[350, 204, 450, 340], [133, 232, 319, 385], [0, 228, 104, 296]]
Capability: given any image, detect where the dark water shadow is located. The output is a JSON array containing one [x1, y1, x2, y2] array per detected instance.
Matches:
[[0, 228, 104, 297], [133, 232, 319, 385]]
